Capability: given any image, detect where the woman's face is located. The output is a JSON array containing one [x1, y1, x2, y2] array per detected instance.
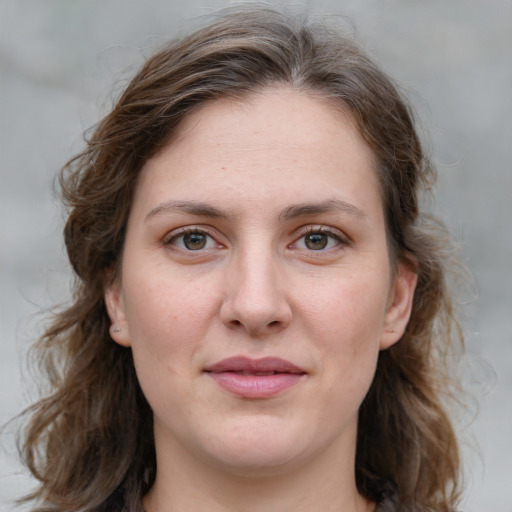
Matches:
[[106, 88, 416, 476]]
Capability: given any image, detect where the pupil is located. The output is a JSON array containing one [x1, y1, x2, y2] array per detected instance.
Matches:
[[184, 233, 206, 250], [306, 233, 327, 250]]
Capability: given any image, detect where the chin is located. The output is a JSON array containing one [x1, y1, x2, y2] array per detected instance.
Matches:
[[201, 417, 310, 475]]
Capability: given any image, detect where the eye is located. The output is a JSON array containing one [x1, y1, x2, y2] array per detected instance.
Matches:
[[303, 232, 331, 250], [294, 228, 346, 251], [166, 229, 218, 251]]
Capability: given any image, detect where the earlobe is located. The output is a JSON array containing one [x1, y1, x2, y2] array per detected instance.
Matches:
[[380, 263, 418, 350], [104, 280, 131, 347]]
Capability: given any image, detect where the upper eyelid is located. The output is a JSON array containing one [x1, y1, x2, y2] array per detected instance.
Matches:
[[294, 225, 350, 241], [164, 226, 217, 242], [297, 226, 340, 235]]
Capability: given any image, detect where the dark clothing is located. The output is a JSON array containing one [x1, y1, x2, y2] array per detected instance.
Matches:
[[106, 491, 401, 511], [105, 490, 126, 511]]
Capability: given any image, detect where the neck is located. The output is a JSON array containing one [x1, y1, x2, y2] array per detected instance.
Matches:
[[143, 424, 374, 512]]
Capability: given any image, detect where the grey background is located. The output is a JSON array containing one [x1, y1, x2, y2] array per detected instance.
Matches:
[[1, 0, 511, 510]]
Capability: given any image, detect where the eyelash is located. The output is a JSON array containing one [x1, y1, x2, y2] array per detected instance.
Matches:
[[164, 227, 219, 252], [164, 225, 349, 254], [292, 226, 349, 252]]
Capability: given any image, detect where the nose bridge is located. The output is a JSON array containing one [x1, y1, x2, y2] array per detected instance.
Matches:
[[221, 235, 291, 335], [238, 243, 277, 302]]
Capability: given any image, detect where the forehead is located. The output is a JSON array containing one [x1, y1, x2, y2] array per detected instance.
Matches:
[[134, 87, 382, 221], [173, 87, 371, 159]]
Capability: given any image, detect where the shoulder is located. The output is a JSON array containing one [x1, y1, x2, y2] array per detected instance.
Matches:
[[375, 498, 461, 512]]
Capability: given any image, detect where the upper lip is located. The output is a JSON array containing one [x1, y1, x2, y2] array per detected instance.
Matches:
[[204, 356, 306, 374]]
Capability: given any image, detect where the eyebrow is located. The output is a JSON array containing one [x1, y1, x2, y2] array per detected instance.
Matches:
[[279, 199, 365, 221], [145, 198, 365, 222], [145, 200, 231, 221]]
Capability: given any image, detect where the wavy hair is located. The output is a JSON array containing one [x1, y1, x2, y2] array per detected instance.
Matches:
[[19, 5, 464, 512]]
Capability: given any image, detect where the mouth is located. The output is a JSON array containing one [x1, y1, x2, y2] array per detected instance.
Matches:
[[204, 356, 307, 399]]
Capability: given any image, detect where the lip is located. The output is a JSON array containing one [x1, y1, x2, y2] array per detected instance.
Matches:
[[204, 356, 307, 399]]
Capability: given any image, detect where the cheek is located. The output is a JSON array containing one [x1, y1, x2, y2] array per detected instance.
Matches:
[[120, 275, 216, 410], [301, 273, 389, 351], [122, 265, 221, 352], [298, 272, 389, 402]]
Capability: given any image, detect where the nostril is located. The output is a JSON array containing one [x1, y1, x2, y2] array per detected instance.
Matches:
[[268, 321, 281, 328]]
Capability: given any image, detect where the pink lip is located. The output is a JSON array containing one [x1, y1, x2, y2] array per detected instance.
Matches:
[[204, 356, 306, 399]]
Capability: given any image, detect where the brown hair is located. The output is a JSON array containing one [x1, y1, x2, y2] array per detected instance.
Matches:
[[20, 5, 464, 512]]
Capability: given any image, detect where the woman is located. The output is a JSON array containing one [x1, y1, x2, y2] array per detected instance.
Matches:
[[20, 5, 464, 512]]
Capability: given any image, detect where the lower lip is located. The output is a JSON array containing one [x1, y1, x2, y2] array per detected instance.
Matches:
[[207, 372, 304, 398]]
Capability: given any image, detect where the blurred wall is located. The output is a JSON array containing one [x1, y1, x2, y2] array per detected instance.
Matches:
[[1, 1, 511, 510]]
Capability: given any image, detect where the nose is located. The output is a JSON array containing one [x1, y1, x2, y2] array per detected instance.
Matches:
[[220, 246, 292, 337]]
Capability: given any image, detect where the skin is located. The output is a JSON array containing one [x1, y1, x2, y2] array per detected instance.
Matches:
[[105, 87, 417, 512]]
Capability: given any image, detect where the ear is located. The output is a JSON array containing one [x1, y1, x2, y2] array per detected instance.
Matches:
[[104, 278, 131, 347], [380, 263, 418, 350]]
